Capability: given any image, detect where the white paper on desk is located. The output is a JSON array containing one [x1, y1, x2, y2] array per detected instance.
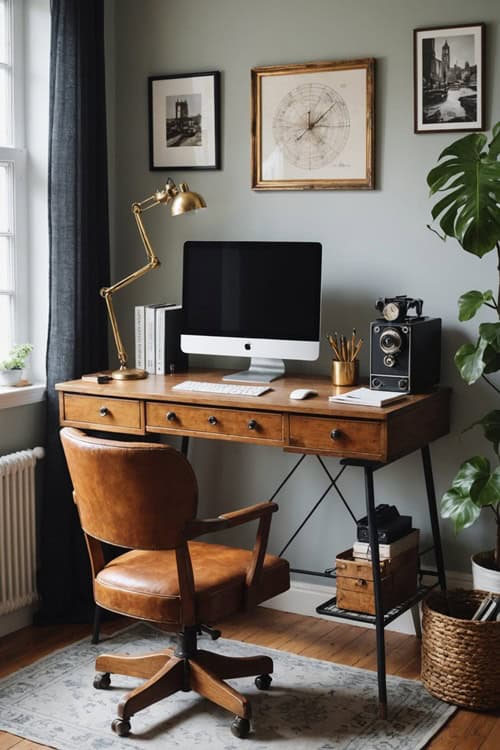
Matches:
[[328, 387, 406, 407]]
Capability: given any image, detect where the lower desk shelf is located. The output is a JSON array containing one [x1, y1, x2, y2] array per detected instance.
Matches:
[[316, 584, 437, 627]]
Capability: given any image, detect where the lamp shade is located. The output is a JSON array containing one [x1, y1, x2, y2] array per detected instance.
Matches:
[[170, 183, 207, 216]]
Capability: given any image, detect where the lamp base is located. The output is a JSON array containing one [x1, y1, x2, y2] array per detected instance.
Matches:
[[112, 367, 148, 380]]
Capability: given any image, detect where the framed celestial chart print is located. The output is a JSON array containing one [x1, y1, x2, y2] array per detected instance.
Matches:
[[251, 58, 375, 190]]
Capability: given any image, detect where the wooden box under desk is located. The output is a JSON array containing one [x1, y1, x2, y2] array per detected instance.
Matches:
[[56, 369, 450, 462], [335, 546, 419, 615]]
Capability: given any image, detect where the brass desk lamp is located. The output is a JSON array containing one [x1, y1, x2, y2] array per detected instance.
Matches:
[[100, 179, 206, 380]]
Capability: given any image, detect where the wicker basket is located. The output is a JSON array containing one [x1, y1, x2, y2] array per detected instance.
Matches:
[[421, 589, 500, 710]]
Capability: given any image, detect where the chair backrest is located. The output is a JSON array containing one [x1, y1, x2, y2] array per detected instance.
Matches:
[[60, 427, 198, 550]]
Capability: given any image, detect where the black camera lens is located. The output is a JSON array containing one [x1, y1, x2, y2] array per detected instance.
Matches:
[[379, 328, 402, 354]]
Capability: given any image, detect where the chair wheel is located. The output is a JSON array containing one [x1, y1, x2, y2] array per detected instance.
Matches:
[[111, 718, 131, 737], [255, 673, 272, 690], [231, 716, 250, 738], [93, 672, 111, 689]]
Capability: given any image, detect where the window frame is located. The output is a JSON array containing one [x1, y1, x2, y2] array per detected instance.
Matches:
[[0, 0, 29, 359], [0, 0, 44, 410]]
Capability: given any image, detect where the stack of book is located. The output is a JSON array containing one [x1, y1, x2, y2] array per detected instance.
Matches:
[[134, 303, 187, 375], [352, 528, 420, 561]]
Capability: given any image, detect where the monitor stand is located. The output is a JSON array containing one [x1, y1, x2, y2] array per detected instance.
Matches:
[[223, 357, 285, 383]]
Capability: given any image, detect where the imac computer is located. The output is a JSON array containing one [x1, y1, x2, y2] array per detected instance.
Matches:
[[181, 241, 322, 382]]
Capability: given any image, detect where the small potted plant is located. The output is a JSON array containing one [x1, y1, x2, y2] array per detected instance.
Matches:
[[0, 343, 34, 386], [427, 122, 500, 592]]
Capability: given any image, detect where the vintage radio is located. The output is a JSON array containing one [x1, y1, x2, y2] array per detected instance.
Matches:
[[370, 297, 441, 394]]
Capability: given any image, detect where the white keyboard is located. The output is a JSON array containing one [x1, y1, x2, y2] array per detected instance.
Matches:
[[173, 380, 271, 397]]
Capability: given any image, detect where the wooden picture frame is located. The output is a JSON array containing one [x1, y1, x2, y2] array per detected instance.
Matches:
[[413, 24, 485, 133], [149, 71, 221, 170], [251, 58, 375, 190]]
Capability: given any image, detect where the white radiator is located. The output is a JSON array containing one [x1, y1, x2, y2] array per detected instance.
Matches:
[[0, 446, 44, 615]]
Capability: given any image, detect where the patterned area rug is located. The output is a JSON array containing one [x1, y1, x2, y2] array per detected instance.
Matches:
[[0, 623, 455, 750]]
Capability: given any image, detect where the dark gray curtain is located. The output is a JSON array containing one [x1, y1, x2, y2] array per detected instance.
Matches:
[[36, 0, 110, 623]]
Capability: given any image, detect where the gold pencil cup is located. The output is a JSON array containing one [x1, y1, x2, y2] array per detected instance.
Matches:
[[332, 360, 359, 386]]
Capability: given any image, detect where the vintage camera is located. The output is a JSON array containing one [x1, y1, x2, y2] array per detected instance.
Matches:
[[370, 297, 441, 393], [356, 504, 412, 544]]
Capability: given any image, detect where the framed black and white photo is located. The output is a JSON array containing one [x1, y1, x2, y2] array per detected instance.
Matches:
[[251, 59, 375, 190], [149, 71, 220, 170], [414, 24, 484, 133]]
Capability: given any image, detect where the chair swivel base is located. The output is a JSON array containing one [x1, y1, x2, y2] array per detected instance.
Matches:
[[93, 626, 273, 738]]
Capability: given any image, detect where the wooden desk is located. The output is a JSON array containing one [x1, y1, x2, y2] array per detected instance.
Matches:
[[57, 369, 449, 462], [56, 369, 451, 717]]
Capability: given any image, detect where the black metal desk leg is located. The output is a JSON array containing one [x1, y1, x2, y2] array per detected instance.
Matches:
[[421, 445, 447, 591], [364, 465, 388, 719]]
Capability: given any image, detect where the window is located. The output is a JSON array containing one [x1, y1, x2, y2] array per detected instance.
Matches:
[[0, 0, 27, 362]]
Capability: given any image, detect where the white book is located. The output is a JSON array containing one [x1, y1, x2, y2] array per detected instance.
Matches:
[[352, 529, 420, 560], [329, 387, 407, 407], [145, 303, 170, 374], [155, 304, 182, 374], [134, 305, 146, 370]]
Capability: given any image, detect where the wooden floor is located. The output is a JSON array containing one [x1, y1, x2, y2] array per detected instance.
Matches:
[[0, 608, 498, 749]]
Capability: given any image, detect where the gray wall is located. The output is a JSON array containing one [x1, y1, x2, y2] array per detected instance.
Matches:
[[106, 0, 500, 575]]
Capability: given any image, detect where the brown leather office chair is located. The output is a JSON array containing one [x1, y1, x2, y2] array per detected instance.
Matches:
[[60, 427, 290, 739]]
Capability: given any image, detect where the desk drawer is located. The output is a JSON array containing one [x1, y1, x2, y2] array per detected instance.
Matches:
[[146, 402, 283, 443], [61, 394, 144, 433], [289, 415, 383, 459]]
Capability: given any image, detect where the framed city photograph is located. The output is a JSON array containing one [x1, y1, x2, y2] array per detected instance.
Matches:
[[414, 24, 485, 133], [251, 58, 375, 190], [149, 71, 220, 170]]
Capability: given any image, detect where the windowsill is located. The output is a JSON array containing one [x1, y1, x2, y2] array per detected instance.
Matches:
[[0, 383, 46, 410]]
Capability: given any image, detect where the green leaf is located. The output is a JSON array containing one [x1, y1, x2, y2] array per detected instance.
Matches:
[[479, 322, 500, 351], [487, 123, 500, 160], [427, 125, 500, 257], [476, 466, 500, 509], [454, 338, 488, 383], [483, 345, 500, 374], [441, 487, 482, 532], [458, 290, 494, 321], [451, 455, 490, 495]]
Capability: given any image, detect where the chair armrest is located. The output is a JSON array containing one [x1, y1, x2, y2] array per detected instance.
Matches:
[[184, 501, 280, 611], [184, 502, 278, 539], [220, 501, 278, 528]]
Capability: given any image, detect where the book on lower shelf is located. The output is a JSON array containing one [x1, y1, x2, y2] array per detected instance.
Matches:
[[352, 528, 420, 561]]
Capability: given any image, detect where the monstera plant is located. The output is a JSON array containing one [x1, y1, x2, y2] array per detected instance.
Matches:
[[427, 122, 500, 584]]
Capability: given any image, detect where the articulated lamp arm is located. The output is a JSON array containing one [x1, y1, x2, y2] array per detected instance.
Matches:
[[100, 181, 206, 380]]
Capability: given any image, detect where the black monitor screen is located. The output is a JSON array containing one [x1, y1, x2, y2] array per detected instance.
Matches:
[[182, 241, 322, 341]]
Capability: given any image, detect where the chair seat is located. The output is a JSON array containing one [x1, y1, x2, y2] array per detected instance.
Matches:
[[95, 541, 290, 624]]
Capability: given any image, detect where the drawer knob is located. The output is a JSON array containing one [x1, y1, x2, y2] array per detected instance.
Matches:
[[248, 419, 258, 431], [208, 415, 218, 425], [330, 428, 342, 440], [99, 407, 109, 417], [166, 411, 177, 422]]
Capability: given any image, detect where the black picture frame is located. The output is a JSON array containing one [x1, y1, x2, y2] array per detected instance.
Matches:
[[413, 24, 485, 133], [149, 71, 221, 170]]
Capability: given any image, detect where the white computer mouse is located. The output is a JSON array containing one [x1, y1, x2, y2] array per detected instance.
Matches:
[[289, 388, 318, 400]]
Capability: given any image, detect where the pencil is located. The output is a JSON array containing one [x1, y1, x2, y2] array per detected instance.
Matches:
[[352, 338, 364, 360]]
